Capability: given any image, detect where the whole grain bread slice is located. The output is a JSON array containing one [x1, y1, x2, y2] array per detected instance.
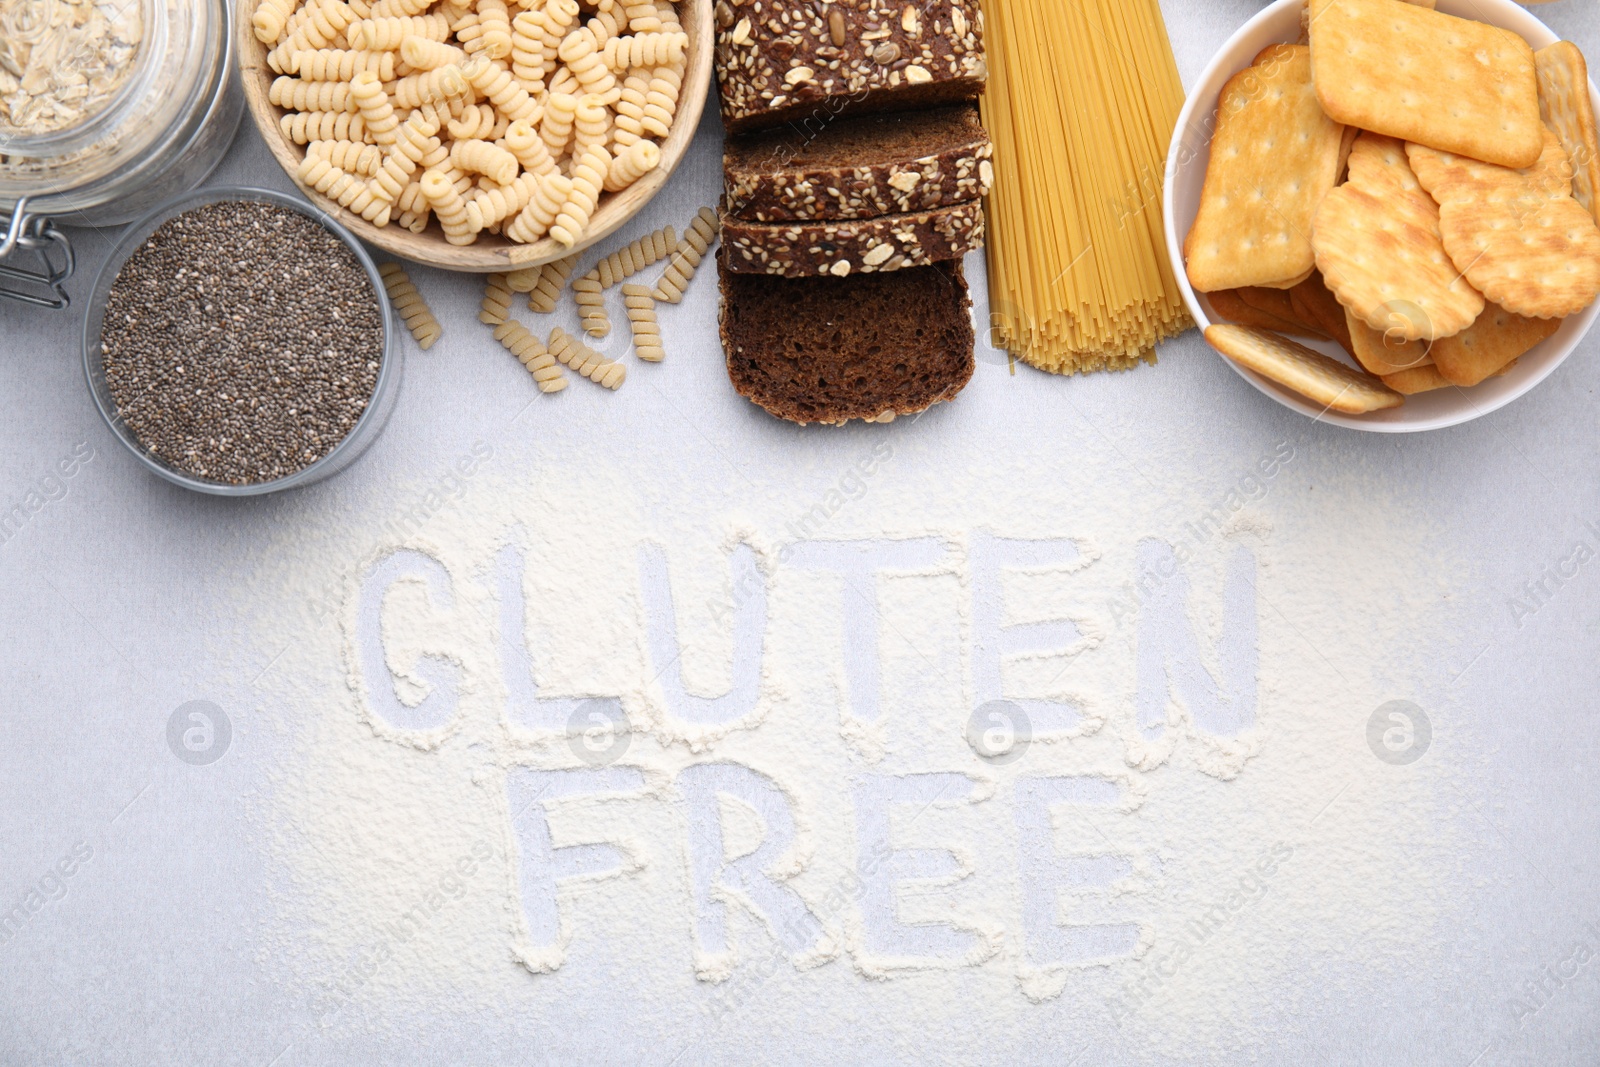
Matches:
[[721, 199, 984, 278], [724, 105, 993, 222], [715, 0, 986, 136], [720, 254, 974, 425]]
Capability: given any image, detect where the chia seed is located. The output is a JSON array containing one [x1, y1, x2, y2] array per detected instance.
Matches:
[[100, 199, 385, 486]]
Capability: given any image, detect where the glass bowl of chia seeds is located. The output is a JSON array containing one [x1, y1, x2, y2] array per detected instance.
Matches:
[[82, 186, 399, 495]]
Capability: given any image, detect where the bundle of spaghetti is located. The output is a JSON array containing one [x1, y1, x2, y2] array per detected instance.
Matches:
[[980, 0, 1191, 374]]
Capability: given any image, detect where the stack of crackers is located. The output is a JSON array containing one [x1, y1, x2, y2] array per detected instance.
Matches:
[[1184, 0, 1600, 416]]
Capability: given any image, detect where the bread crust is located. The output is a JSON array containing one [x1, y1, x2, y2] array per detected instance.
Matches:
[[724, 106, 992, 221], [714, 0, 987, 135], [721, 200, 984, 278]]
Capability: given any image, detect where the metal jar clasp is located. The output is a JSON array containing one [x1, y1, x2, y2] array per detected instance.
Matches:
[[0, 198, 76, 310]]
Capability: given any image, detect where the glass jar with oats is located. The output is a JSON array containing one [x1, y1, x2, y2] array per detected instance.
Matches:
[[0, 0, 241, 308]]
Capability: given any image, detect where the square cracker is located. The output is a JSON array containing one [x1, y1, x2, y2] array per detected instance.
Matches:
[[1382, 358, 1517, 394], [1535, 42, 1600, 225], [1429, 303, 1560, 386], [1381, 365, 1453, 394], [1301, 0, 1436, 44], [1307, 0, 1542, 169], [1290, 272, 1355, 356], [1205, 324, 1404, 414], [1208, 289, 1312, 336], [1184, 45, 1345, 292], [1345, 308, 1434, 376], [1237, 286, 1329, 339], [1408, 129, 1600, 320], [1254, 267, 1316, 291], [1312, 133, 1484, 340]]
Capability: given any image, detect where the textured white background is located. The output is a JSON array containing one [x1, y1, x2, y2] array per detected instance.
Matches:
[[2, 1, 1599, 1063]]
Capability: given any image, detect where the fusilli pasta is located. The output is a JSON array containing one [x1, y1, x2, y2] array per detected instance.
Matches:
[[474, 0, 513, 59], [257, 0, 684, 249], [479, 272, 513, 324], [280, 109, 368, 144], [299, 156, 392, 224], [306, 137, 382, 177], [503, 170, 571, 244], [640, 68, 677, 138], [604, 139, 658, 192], [549, 143, 608, 248], [368, 0, 433, 17], [420, 168, 474, 243], [527, 252, 577, 312], [505, 265, 544, 292], [652, 205, 718, 303], [350, 70, 400, 145], [346, 13, 449, 50], [446, 101, 498, 141], [450, 137, 518, 185], [571, 93, 611, 163], [399, 36, 466, 70], [571, 275, 608, 337], [267, 0, 356, 73], [500, 119, 556, 177], [464, 170, 537, 232], [508, 14, 547, 94], [601, 31, 686, 71], [493, 321, 568, 392], [621, 0, 660, 34], [548, 326, 626, 389], [270, 76, 359, 114], [538, 91, 578, 156], [461, 55, 540, 122], [591, 224, 675, 288], [558, 27, 619, 104], [378, 261, 443, 348], [291, 48, 395, 81], [621, 283, 663, 362], [392, 64, 470, 109], [370, 112, 440, 201], [253, 0, 297, 43]]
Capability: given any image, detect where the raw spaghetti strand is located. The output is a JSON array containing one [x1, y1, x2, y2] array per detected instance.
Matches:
[[980, 0, 1190, 374]]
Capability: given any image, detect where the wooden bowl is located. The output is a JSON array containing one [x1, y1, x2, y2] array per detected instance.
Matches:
[[238, 0, 713, 272]]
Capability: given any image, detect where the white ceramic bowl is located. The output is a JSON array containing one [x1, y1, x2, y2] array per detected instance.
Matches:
[[1163, 0, 1600, 432]]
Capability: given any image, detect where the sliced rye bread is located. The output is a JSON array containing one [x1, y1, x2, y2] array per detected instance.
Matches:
[[720, 253, 975, 425], [724, 105, 993, 222], [721, 199, 985, 278], [715, 0, 986, 136]]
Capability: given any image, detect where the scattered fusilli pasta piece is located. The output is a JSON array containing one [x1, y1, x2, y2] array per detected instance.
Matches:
[[652, 206, 718, 303], [377, 261, 442, 349], [548, 326, 625, 389], [504, 264, 544, 293], [479, 272, 513, 324], [597, 224, 675, 287], [527, 252, 578, 312], [493, 321, 568, 392], [572, 274, 609, 338], [621, 284, 663, 362]]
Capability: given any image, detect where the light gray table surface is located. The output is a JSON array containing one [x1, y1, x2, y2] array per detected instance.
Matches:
[[3, 1, 1600, 1063]]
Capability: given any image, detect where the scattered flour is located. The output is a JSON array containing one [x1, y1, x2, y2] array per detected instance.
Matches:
[[233, 427, 1475, 1062]]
